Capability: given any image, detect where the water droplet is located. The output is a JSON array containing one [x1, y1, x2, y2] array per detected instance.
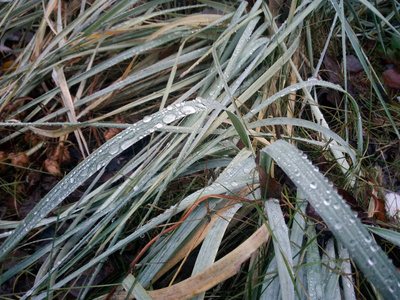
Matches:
[[163, 114, 176, 124], [333, 203, 340, 210], [231, 181, 238, 187], [154, 123, 163, 129], [367, 257, 376, 266], [323, 197, 331, 206], [334, 222, 343, 230], [121, 140, 131, 150], [149, 128, 155, 133], [310, 182, 317, 189], [370, 244, 379, 252], [294, 170, 300, 177], [80, 168, 88, 176], [364, 235, 372, 243], [167, 105, 173, 110], [133, 186, 139, 192], [180, 105, 196, 115], [308, 77, 318, 82], [70, 178, 74, 184], [143, 116, 152, 123]]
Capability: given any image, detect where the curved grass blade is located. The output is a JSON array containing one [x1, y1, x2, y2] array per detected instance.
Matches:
[[262, 140, 400, 299]]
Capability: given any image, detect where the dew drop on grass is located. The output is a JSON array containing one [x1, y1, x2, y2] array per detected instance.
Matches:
[[364, 235, 372, 243], [121, 140, 131, 150], [334, 222, 343, 230], [143, 116, 152, 123], [368, 257, 376, 266], [370, 244, 379, 252], [163, 114, 176, 124], [310, 182, 317, 189], [154, 123, 163, 129], [180, 105, 196, 115], [108, 144, 119, 155], [323, 197, 331, 206], [80, 168, 88, 177]]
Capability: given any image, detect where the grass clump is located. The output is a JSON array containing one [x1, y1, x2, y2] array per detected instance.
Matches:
[[0, 0, 400, 299]]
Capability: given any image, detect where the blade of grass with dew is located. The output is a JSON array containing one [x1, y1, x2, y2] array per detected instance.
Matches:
[[264, 198, 295, 300], [366, 226, 400, 247], [329, 0, 400, 139], [23, 156, 259, 299], [190, 202, 244, 300], [338, 241, 356, 300], [306, 224, 325, 299], [262, 140, 400, 298], [322, 239, 341, 300], [0, 99, 222, 261]]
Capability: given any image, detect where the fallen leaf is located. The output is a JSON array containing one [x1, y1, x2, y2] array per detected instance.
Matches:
[[9, 152, 29, 169], [323, 55, 342, 84], [343, 54, 363, 73], [44, 159, 62, 175], [0, 151, 7, 171], [24, 133, 42, 146], [50, 144, 71, 163], [383, 68, 400, 89], [103, 127, 123, 141]]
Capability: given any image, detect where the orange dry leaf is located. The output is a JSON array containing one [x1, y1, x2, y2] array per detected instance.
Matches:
[[103, 127, 122, 141], [10, 152, 29, 169], [383, 68, 400, 89], [50, 144, 71, 163], [0, 151, 7, 171], [24, 133, 42, 147], [103, 116, 125, 141], [2, 60, 18, 73], [44, 159, 62, 175]]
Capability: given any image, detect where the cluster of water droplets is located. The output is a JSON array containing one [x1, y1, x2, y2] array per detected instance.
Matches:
[[0, 99, 219, 260], [264, 140, 400, 296]]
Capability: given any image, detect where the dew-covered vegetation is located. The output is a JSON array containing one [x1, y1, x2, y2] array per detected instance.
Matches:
[[0, 0, 400, 299]]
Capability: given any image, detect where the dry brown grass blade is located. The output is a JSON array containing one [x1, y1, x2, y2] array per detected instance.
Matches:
[[28, 125, 79, 138], [152, 185, 260, 282], [153, 199, 239, 283], [147, 224, 269, 300], [53, 66, 90, 156], [286, 50, 299, 140]]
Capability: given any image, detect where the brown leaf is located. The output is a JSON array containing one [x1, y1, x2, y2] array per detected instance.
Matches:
[[383, 68, 400, 89], [24, 133, 42, 146], [147, 225, 270, 300], [44, 159, 62, 175], [10, 152, 29, 169], [103, 127, 123, 141], [257, 166, 282, 199], [343, 54, 363, 73], [103, 116, 125, 141], [50, 144, 70, 163], [0, 151, 7, 171], [323, 55, 342, 84]]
